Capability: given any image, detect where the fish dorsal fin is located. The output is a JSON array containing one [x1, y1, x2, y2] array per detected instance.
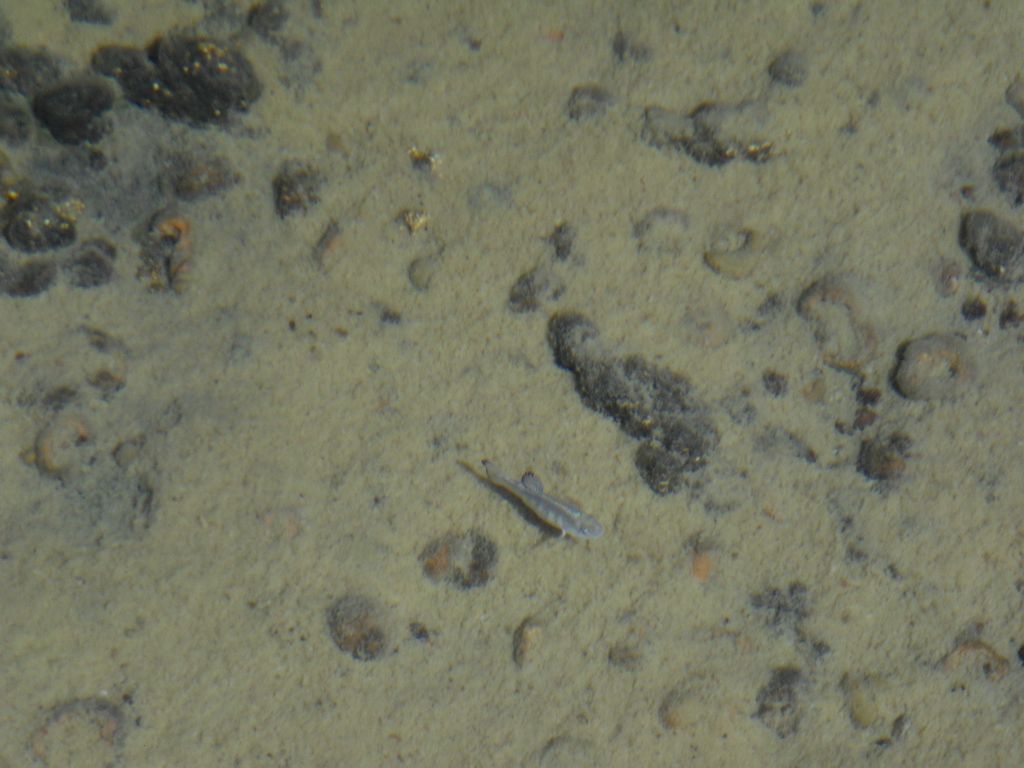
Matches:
[[521, 472, 544, 493]]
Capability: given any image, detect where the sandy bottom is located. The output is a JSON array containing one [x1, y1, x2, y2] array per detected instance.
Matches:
[[2, 1, 1023, 765]]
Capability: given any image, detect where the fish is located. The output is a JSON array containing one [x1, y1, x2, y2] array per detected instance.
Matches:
[[481, 460, 604, 539]]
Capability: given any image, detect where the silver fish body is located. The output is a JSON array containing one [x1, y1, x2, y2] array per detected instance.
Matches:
[[481, 460, 604, 539]]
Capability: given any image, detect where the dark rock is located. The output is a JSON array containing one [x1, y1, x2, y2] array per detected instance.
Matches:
[[32, 77, 114, 144], [960, 295, 987, 320], [508, 266, 563, 313], [992, 151, 1024, 205], [547, 312, 717, 494], [247, 0, 288, 38], [751, 582, 809, 627], [91, 44, 154, 101], [634, 442, 691, 495], [0, 46, 64, 96], [325, 594, 387, 661], [546, 221, 575, 261], [272, 160, 322, 218], [767, 50, 807, 87], [3, 189, 77, 252], [754, 667, 804, 738], [2, 258, 57, 296], [856, 432, 911, 482], [66, 0, 114, 24], [762, 370, 787, 397], [93, 35, 261, 124], [959, 209, 1024, 282], [154, 35, 261, 122]]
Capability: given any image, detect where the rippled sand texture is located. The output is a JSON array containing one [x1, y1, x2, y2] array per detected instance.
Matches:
[[2, 1, 1023, 765]]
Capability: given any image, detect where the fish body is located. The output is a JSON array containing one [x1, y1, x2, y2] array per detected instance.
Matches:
[[481, 460, 604, 539]]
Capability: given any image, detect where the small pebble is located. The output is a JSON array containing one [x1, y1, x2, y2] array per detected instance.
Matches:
[[762, 370, 788, 397], [512, 616, 542, 667], [658, 682, 705, 732], [767, 49, 808, 87], [797, 274, 877, 372], [960, 296, 987, 320], [633, 206, 689, 255], [841, 673, 881, 729], [1000, 299, 1024, 328], [66, 0, 114, 25], [750, 582, 809, 628], [0, 46, 64, 96], [607, 640, 644, 670], [30, 413, 91, 478], [325, 594, 388, 661], [508, 266, 563, 313], [703, 225, 758, 278], [611, 29, 650, 62], [31, 77, 114, 145], [3, 187, 78, 252], [856, 432, 911, 482], [992, 152, 1024, 205], [167, 152, 237, 201], [419, 529, 497, 589], [892, 333, 973, 401], [546, 221, 575, 261], [3, 258, 57, 296], [272, 160, 322, 218], [958, 209, 1024, 283], [407, 251, 442, 291], [248, 0, 288, 38], [754, 667, 804, 739]]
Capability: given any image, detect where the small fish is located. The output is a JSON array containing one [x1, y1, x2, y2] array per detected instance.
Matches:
[[481, 460, 604, 539]]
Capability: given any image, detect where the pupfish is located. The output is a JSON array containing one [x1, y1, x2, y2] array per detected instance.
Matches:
[[481, 460, 604, 539]]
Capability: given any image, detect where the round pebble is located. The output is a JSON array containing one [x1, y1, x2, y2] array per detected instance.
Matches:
[[512, 616, 543, 667], [703, 225, 758, 278], [797, 274, 877, 372], [3, 189, 77, 252], [326, 594, 388, 661], [658, 682, 702, 732], [31, 413, 92, 478], [892, 333, 973, 401], [959, 209, 1024, 283], [856, 432, 912, 482]]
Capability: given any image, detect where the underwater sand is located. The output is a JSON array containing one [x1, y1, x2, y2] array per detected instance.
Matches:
[[2, 1, 1024, 765]]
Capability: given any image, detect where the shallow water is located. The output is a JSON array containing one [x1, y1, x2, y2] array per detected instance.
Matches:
[[2, 1, 1023, 765]]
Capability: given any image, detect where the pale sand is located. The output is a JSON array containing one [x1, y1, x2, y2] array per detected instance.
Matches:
[[2, 1, 1023, 765]]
